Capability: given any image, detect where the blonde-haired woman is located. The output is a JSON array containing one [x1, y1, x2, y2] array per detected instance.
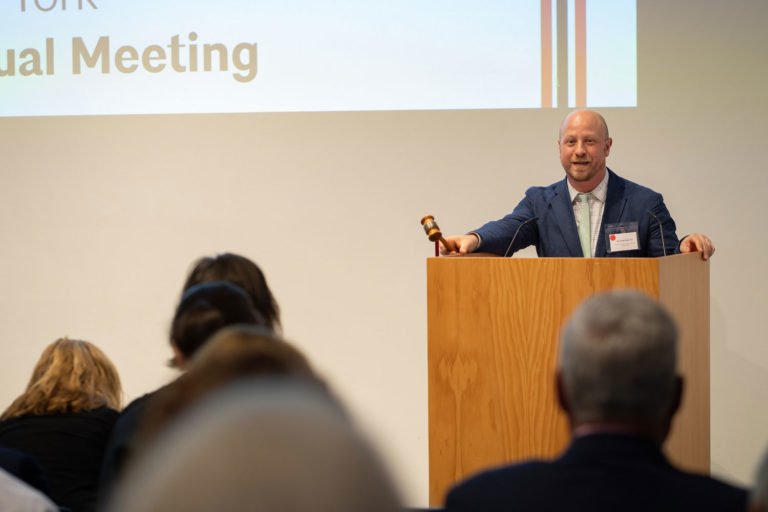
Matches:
[[0, 338, 122, 512]]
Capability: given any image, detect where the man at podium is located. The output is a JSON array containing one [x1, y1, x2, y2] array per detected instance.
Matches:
[[442, 110, 714, 260]]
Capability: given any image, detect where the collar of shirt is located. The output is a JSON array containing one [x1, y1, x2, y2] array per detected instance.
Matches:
[[567, 169, 609, 204], [572, 422, 649, 439]]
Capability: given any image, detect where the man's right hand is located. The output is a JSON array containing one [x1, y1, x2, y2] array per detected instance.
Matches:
[[440, 234, 480, 255]]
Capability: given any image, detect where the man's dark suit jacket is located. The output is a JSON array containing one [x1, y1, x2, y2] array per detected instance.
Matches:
[[444, 433, 748, 512], [474, 169, 681, 257]]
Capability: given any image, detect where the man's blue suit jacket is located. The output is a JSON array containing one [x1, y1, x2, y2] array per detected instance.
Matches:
[[444, 434, 748, 512], [474, 169, 681, 257]]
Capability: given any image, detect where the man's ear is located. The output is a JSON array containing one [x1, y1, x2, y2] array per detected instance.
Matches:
[[604, 137, 613, 156], [670, 375, 684, 418], [656, 375, 684, 443], [555, 371, 570, 414], [171, 342, 188, 370]]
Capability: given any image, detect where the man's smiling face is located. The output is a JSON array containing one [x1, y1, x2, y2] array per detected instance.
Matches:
[[558, 110, 612, 192]]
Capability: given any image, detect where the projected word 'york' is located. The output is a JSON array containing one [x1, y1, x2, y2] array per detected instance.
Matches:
[[0, 33, 258, 83], [20, 0, 97, 11]]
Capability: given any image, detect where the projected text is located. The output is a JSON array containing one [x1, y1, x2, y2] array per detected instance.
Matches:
[[20, 0, 98, 11], [0, 33, 258, 83]]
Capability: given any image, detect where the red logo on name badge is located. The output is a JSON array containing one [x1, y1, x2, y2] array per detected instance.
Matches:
[[610, 235, 616, 241]]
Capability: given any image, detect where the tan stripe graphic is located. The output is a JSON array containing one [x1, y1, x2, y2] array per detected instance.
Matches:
[[540, 0, 553, 108], [574, 0, 586, 107]]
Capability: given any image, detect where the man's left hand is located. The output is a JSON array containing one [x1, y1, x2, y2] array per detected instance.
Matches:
[[680, 233, 715, 260]]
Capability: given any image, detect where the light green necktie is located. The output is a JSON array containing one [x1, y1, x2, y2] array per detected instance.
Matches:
[[577, 193, 592, 257]]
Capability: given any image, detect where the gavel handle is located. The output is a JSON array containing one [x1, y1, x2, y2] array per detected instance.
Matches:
[[439, 236, 458, 253]]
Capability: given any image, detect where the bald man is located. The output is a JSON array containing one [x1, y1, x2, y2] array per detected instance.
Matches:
[[443, 110, 714, 259]]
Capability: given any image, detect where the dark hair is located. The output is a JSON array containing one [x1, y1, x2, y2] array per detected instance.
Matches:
[[137, 325, 330, 448], [183, 253, 281, 333], [170, 281, 264, 361]]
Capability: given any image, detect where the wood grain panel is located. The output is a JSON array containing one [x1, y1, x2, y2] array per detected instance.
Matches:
[[427, 255, 709, 505], [659, 252, 711, 473]]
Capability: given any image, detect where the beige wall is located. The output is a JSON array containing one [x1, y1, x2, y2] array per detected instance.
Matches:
[[0, 0, 766, 506]]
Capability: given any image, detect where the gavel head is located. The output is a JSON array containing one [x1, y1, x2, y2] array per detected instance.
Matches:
[[420, 215, 442, 242]]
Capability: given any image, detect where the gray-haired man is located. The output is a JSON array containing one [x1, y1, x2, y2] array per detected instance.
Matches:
[[446, 290, 746, 512]]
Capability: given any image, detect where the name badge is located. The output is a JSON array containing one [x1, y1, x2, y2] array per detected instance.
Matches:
[[605, 222, 639, 253]]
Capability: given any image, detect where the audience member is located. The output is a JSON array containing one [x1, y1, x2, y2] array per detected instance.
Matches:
[[0, 338, 122, 512], [750, 446, 768, 512], [106, 380, 401, 512], [168, 280, 266, 368], [98, 280, 266, 499], [133, 324, 330, 450], [444, 290, 747, 512], [0, 468, 58, 512], [182, 252, 281, 332]]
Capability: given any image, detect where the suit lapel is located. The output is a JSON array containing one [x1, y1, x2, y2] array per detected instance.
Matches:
[[595, 169, 627, 257], [550, 179, 583, 257]]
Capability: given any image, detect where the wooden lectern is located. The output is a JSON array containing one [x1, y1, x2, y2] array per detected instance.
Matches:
[[427, 253, 709, 506]]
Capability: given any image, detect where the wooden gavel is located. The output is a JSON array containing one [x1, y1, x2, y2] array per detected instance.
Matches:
[[420, 215, 457, 253]]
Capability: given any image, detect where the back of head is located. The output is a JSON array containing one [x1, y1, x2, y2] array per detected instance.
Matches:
[[170, 281, 265, 363], [138, 325, 328, 446], [558, 290, 678, 426], [183, 253, 281, 332], [1, 338, 122, 420], [186, 325, 315, 378], [107, 381, 402, 512]]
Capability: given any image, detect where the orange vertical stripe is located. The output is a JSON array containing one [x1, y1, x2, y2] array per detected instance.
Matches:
[[541, 0, 552, 108], [574, 0, 587, 107]]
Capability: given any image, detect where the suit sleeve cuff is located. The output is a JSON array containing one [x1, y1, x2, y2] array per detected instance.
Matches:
[[467, 232, 482, 251]]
